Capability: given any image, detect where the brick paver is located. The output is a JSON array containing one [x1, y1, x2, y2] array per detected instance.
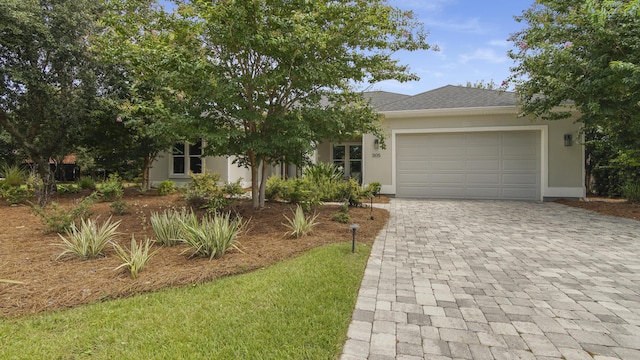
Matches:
[[340, 199, 640, 359]]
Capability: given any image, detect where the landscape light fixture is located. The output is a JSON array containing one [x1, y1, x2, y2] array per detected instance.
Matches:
[[349, 223, 360, 253]]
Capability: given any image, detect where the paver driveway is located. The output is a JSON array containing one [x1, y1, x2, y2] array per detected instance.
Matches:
[[341, 199, 640, 360]]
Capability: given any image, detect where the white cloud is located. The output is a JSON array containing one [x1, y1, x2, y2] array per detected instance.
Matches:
[[460, 48, 509, 64]]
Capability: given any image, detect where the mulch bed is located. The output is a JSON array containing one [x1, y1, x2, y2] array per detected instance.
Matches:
[[0, 188, 389, 318]]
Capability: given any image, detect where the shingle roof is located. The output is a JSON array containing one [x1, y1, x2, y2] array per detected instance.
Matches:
[[371, 85, 517, 111], [363, 91, 412, 108]]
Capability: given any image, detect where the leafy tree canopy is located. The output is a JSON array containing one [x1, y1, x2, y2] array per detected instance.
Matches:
[[0, 0, 103, 203], [507, 0, 640, 153], [177, 0, 432, 208]]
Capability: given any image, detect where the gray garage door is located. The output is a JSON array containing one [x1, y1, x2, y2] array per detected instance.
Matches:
[[396, 131, 541, 200]]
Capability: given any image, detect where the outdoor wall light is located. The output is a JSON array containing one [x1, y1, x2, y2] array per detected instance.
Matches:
[[349, 223, 360, 253], [564, 134, 573, 147], [373, 138, 380, 150]]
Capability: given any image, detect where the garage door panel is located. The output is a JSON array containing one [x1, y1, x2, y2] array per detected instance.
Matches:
[[431, 160, 464, 170], [397, 131, 541, 200], [431, 173, 465, 183], [467, 173, 501, 184], [466, 159, 500, 170], [503, 159, 537, 171]]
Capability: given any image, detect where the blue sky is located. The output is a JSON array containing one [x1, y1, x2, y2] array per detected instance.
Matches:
[[371, 0, 534, 95]]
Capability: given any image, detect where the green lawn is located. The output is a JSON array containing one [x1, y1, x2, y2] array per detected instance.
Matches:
[[0, 243, 371, 359]]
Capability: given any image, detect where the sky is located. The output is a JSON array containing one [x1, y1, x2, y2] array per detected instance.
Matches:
[[371, 0, 535, 95]]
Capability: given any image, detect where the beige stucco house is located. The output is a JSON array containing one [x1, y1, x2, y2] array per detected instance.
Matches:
[[150, 85, 585, 201]]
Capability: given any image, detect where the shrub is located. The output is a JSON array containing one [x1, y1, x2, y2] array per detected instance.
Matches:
[[57, 216, 121, 260], [156, 179, 176, 196], [77, 176, 96, 190], [180, 212, 245, 259], [99, 174, 124, 201], [184, 171, 244, 212], [1, 164, 26, 187], [365, 182, 382, 197], [331, 212, 351, 224], [113, 235, 159, 279], [110, 200, 129, 215], [2, 186, 34, 205], [151, 208, 198, 246], [57, 183, 80, 194], [336, 178, 366, 207], [622, 181, 640, 203], [265, 175, 288, 200], [32, 194, 97, 233], [283, 205, 319, 238], [304, 162, 343, 184]]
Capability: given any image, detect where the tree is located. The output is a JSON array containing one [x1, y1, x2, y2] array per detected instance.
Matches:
[[507, 0, 640, 191], [90, 0, 206, 190], [0, 0, 102, 203], [178, 0, 431, 208]]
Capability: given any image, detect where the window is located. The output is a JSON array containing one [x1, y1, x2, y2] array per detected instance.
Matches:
[[332, 143, 362, 183], [172, 140, 203, 175]]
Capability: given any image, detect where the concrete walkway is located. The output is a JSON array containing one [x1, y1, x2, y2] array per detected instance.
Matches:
[[341, 199, 640, 360]]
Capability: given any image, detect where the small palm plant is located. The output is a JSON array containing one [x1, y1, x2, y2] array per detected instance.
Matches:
[[283, 205, 319, 238], [180, 212, 245, 260], [151, 208, 197, 246], [57, 217, 121, 260], [113, 235, 159, 279]]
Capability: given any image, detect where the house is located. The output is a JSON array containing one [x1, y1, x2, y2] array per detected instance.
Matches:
[[150, 85, 585, 201]]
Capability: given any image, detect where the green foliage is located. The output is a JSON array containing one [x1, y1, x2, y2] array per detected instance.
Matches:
[[110, 200, 129, 215], [507, 0, 640, 189], [283, 205, 320, 238], [304, 162, 343, 184], [1, 185, 34, 205], [1, 164, 26, 187], [56, 184, 80, 194], [265, 175, 288, 200], [156, 179, 176, 196], [56, 217, 121, 260], [179, 213, 245, 260], [113, 235, 159, 280], [32, 195, 97, 233], [0, 0, 104, 205], [622, 182, 640, 203], [150, 208, 198, 246], [77, 176, 96, 190], [100, 174, 124, 202], [331, 212, 351, 224], [366, 182, 382, 197], [184, 171, 244, 212], [176, 0, 430, 208]]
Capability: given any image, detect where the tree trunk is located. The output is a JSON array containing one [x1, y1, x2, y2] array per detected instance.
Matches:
[[140, 155, 154, 192], [249, 151, 260, 209], [33, 159, 56, 206], [259, 159, 268, 208]]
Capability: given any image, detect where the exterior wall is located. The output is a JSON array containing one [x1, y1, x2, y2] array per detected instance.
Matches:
[[357, 106, 584, 200], [149, 152, 252, 188]]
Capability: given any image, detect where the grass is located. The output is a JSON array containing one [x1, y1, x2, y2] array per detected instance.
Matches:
[[0, 242, 370, 359]]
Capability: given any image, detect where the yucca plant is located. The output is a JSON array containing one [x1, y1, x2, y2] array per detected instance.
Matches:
[[57, 217, 121, 260], [151, 208, 197, 246], [180, 212, 245, 260], [283, 205, 319, 238], [113, 235, 159, 279]]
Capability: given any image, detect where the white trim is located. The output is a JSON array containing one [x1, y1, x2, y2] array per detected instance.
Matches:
[[391, 125, 548, 201]]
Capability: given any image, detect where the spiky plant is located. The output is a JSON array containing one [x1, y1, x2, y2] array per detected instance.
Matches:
[[151, 208, 197, 246], [57, 217, 121, 260], [180, 212, 245, 260], [113, 235, 159, 279], [283, 205, 319, 238]]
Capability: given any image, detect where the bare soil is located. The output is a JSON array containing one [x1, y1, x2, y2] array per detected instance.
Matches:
[[0, 188, 389, 318]]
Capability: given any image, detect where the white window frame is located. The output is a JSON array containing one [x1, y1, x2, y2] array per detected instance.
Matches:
[[170, 140, 204, 178]]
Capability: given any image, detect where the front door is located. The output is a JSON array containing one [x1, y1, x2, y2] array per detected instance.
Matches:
[[332, 143, 362, 183]]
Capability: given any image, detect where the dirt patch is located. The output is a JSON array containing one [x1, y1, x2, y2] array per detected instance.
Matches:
[[556, 197, 640, 221], [0, 189, 389, 318]]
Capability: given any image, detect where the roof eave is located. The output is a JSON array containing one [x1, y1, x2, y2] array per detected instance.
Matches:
[[381, 105, 521, 119]]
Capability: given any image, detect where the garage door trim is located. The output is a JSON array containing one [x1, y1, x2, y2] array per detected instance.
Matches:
[[390, 125, 548, 200]]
